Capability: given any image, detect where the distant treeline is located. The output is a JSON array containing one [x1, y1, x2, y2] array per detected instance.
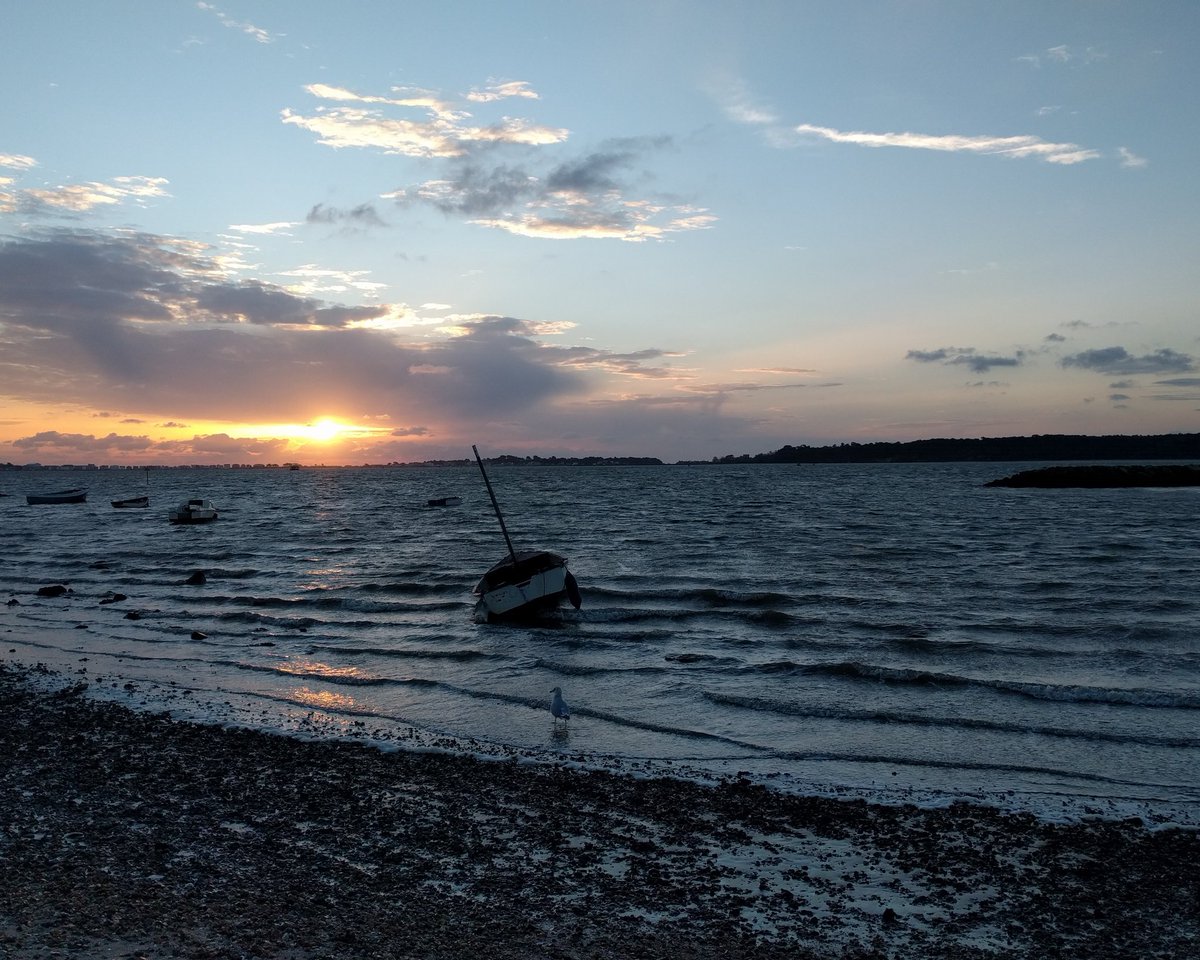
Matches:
[[709, 433, 1200, 464], [479, 455, 664, 466]]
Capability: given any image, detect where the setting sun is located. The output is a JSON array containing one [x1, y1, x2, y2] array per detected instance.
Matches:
[[306, 417, 346, 442]]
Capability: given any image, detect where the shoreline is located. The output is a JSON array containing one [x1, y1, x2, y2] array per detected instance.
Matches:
[[3, 661, 1198, 959]]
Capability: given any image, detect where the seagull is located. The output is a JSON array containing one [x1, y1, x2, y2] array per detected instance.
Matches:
[[550, 686, 570, 722]]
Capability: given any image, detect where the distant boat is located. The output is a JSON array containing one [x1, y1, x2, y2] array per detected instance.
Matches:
[[288, 463, 300, 471], [113, 469, 151, 508], [27, 488, 87, 505], [169, 498, 219, 524], [427, 495, 463, 507], [470, 445, 581, 621]]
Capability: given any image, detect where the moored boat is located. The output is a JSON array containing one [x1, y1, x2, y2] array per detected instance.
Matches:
[[470, 445, 581, 621], [112, 495, 150, 509], [26, 488, 87, 505], [427, 495, 463, 507], [473, 549, 580, 619], [169, 498, 218, 524]]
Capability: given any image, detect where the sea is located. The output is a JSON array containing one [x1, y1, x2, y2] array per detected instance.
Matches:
[[2, 461, 1198, 825]]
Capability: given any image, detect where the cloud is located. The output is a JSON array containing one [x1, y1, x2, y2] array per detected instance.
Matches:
[[794, 123, 1100, 165], [1155, 377, 1200, 387], [7, 176, 170, 216], [229, 221, 300, 235], [465, 80, 540, 103], [287, 83, 711, 242], [906, 347, 1024, 373], [0, 229, 691, 444], [282, 82, 567, 158], [197, 2, 277, 44], [1118, 147, 1148, 169], [403, 138, 713, 242], [709, 75, 779, 126], [1, 154, 37, 171], [713, 76, 1112, 166], [1061, 346, 1194, 375], [306, 203, 386, 228], [1020, 45, 1108, 68], [11, 430, 158, 457]]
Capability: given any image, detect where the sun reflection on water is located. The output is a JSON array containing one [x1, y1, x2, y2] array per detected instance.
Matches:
[[277, 659, 368, 681], [291, 686, 358, 711]]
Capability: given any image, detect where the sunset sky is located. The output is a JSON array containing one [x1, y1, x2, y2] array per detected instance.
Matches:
[[2, 1, 1197, 465]]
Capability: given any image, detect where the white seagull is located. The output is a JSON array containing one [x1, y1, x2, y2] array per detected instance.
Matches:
[[550, 686, 570, 722]]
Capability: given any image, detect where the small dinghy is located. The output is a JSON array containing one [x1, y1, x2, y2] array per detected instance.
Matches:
[[470, 445, 581, 621], [426, 496, 463, 507], [26, 488, 87, 505], [113, 469, 151, 508], [169, 498, 218, 524]]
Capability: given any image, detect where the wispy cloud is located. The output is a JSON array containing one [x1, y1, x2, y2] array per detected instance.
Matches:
[[196, 2, 277, 44], [282, 82, 565, 158], [709, 74, 778, 126], [714, 77, 1137, 167], [1, 154, 37, 171], [228, 221, 300, 236], [1020, 44, 1108, 68], [5, 176, 169, 215], [1117, 147, 1148, 169], [794, 123, 1100, 165], [465, 80, 540, 103]]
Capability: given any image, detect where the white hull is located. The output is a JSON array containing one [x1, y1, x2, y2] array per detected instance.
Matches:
[[475, 559, 569, 618], [169, 499, 218, 524]]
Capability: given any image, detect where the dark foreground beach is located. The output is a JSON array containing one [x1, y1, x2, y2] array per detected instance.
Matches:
[[2, 663, 1197, 960]]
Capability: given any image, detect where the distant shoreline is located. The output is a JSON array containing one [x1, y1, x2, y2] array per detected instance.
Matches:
[[3, 431, 1199, 470]]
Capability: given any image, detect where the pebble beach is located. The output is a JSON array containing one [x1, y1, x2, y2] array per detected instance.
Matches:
[[3, 658, 1197, 960]]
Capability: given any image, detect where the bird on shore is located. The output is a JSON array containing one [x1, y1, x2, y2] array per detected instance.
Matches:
[[550, 686, 570, 722]]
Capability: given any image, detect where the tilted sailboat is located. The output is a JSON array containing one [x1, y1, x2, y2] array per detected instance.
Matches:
[[471, 445, 581, 621]]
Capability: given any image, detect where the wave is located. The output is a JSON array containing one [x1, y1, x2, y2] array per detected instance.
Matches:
[[304, 644, 491, 662], [759, 660, 1200, 709], [703, 692, 1200, 748]]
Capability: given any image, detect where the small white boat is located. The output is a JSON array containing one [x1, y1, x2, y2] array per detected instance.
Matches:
[[27, 488, 87, 505], [470, 445, 581, 621], [473, 549, 579, 619], [169, 498, 219, 524]]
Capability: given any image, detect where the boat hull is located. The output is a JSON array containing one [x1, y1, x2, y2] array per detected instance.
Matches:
[[112, 495, 149, 508], [473, 550, 572, 619], [27, 489, 87, 505], [169, 499, 218, 524]]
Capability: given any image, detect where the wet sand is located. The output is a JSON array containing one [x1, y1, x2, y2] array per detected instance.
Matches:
[[2, 661, 1197, 959]]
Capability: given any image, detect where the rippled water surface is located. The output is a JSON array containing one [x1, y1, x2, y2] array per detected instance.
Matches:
[[3, 462, 1197, 820]]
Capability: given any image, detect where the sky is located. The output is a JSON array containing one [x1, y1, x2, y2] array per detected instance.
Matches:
[[2, 1, 1197, 466]]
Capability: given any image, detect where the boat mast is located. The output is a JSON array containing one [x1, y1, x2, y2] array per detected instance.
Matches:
[[472, 445, 517, 564]]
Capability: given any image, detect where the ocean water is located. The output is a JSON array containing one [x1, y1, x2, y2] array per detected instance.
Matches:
[[2, 462, 1198, 823]]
